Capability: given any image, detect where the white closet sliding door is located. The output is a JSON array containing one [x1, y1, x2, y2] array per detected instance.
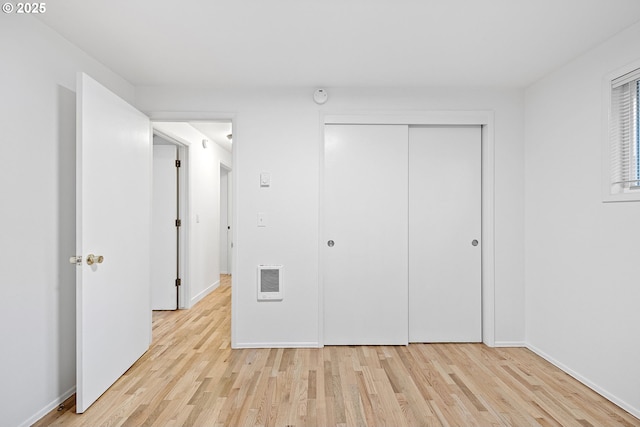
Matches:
[[323, 124, 482, 345], [323, 124, 409, 345], [408, 126, 482, 342]]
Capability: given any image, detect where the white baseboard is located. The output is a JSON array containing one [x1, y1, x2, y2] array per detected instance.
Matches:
[[526, 343, 640, 419], [20, 386, 75, 427], [234, 342, 321, 349], [494, 341, 526, 347], [190, 279, 219, 306]]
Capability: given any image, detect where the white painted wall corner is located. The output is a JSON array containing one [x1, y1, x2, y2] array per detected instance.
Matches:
[[190, 280, 220, 307]]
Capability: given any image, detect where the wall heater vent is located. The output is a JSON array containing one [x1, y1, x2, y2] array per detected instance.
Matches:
[[257, 265, 283, 301]]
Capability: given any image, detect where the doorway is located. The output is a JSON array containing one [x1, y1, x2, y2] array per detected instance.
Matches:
[[73, 75, 236, 412], [151, 134, 185, 310], [220, 164, 232, 275], [151, 119, 233, 311]]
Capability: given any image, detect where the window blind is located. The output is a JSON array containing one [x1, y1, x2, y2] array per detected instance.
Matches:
[[612, 68, 640, 88], [610, 75, 639, 189]]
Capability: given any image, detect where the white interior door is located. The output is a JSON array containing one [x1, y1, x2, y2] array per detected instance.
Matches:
[[152, 144, 178, 310], [408, 126, 481, 342], [324, 124, 408, 345], [76, 73, 152, 412], [227, 172, 233, 274], [220, 167, 229, 274]]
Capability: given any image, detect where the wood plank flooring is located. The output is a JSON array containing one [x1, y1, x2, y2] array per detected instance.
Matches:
[[34, 275, 639, 426]]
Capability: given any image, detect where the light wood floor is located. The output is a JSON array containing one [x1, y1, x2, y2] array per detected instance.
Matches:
[[35, 275, 638, 427]]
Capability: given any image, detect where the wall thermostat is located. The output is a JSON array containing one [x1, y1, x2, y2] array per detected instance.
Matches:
[[313, 88, 328, 105]]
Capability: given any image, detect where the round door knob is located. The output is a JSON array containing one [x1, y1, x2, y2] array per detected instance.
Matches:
[[86, 254, 104, 265], [327, 240, 335, 247], [471, 240, 479, 246]]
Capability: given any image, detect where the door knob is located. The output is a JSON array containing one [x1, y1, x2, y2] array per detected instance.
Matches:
[[471, 240, 479, 246], [327, 240, 335, 247], [86, 254, 104, 265]]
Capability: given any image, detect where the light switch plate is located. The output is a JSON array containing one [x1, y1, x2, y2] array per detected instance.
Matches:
[[260, 172, 271, 187]]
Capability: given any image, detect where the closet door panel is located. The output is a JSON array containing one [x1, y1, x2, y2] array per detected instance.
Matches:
[[408, 126, 482, 342], [324, 124, 408, 345]]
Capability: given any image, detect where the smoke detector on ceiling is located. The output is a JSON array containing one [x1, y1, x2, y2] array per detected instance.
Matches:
[[313, 88, 328, 105]]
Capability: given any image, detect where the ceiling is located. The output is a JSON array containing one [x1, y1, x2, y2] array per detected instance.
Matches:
[[154, 121, 232, 152], [37, 0, 640, 89], [190, 122, 233, 152]]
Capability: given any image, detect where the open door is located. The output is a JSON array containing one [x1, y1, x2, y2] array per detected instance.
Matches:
[[74, 73, 152, 412], [151, 143, 179, 310]]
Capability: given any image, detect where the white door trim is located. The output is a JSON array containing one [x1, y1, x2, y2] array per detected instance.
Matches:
[[319, 110, 496, 347]]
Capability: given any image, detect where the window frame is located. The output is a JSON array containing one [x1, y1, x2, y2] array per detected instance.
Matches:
[[602, 59, 640, 202], [634, 80, 640, 189]]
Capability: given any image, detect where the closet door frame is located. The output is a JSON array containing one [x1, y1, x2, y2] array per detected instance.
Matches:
[[319, 111, 496, 347]]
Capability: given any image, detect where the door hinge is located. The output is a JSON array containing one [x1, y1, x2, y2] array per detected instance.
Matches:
[[175, 160, 181, 167], [175, 219, 181, 227], [175, 278, 181, 287]]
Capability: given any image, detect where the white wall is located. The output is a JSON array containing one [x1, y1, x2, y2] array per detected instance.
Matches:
[[524, 22, 640, 417], [0, 16, 135, 427], [136, 86, 526, 347], [1, 14, 526, 426], [8, 6, 638, 425], [152, 123, 232, 306]]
